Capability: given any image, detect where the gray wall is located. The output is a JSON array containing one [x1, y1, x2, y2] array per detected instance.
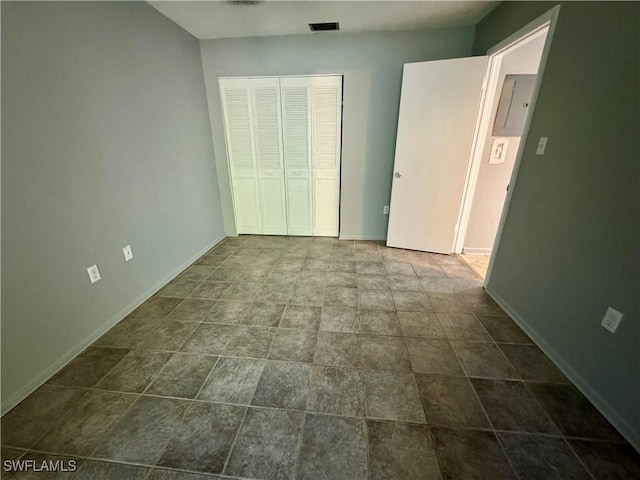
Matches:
[[1, 2, 224, 411], [475, 2, 640, 445], [199, 28, 475, 239], [464, 33, 546, 252]]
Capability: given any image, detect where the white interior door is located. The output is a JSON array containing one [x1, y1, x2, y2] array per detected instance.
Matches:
[[311, 76, 342, 237], [281, 77, 313, 236], [251, 78, 287, 235], [387, 56, 488, 254], [220, 78, 262, 234]]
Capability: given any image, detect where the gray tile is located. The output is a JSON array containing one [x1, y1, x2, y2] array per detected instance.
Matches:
[[431, 427, 516, 480], [147, 469, 216, 480], [527, 382, 621, 440], [499, 433, 591, 480], [137, 320, 199, 351], [34, 390, 137, 456], [258, 283, 294, 303], [367, 420, 442, 480], [398, 312, 446, 338], [236, 267, 271, 281], [180, 323, 237, 354], [290, 284, 323, 306], [387, 275, 422, 291], [252, 362, 311, 410], [476, 315, 533, 344], [569, 439, 640, 480], [325, 271, 357, 287], [225, 408, 303, 480], [242, 302, 285, 327], [207, 268, 242, 282], [359, 290, 396, 311], [206, 300, 251, 324], [75, 460, 151, 479], [359, 310, 401, 336], [357, 274, 389, 290], [437, 313, 491, 342], [414, 263, 447, 277], [1, 447, 25, 462], [48, 347, 129, 388], [168, 299, 216, 321], [405, 338, 464, 375], [459, 293, 506, 316], [265, 270, 299, 284], [93, 396, 188, 465], [307, 366, 365, 417], [329, 261, 357, 273], [320, 306, 359, 333], [451, 341, 518, 379], [416, 374, 490, 428], [441, 264, 478, 280], [156, 280, 201, 298], [130, 297, 182, 319], [363, 370, 426, 423], [95, 317, 157, 348], [280, 305, 321, 330], [95, 350, 171, 393], [361, 335, 411, 372], [323, 287, 358, 307], [190, 282, 233, 299], [179, 266, 216, 282], [220, 282, 262, 300], [223, 325, 275, 357], [419, 276, 455, 293], [296, 414, 367, 480], [296, 271, 327, 287], [268, 329, 317, 362], [471, 379, 559, 434], [313, 332, 362, 368], [157, 402, 245, 474], [393, 291, 431, 312], [356, 262, 385, 275], [384, 262, 415, 275], [499, 344, 568, 382], [426, 293, 471, 314], [146, 354, 217, 398], [198, 357, 266, 404], [1, 386, 85, 449], [450, 277, 484, 294]]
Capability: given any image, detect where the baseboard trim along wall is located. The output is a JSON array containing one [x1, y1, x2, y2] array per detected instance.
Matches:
[[485, 285, 640, 452], [1, 234, 226, 416], [338, 235, 387, 241], [462, 247, 492, 255]]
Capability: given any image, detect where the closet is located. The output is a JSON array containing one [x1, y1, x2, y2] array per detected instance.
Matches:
[[219, 75, 342, 237]]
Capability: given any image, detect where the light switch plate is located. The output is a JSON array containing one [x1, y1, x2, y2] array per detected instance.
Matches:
[[87, 264, 101, 283], [536, 137, 548, 155], [601, 306, 623, 333], [123, 245, 133, 262], [489, 137, 509, 164]]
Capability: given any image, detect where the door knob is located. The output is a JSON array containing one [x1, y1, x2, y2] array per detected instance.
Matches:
[[395, 172, 402, 178]]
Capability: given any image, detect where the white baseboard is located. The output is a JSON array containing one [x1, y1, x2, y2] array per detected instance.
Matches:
[[485, 285, 640, 452], [338, 235, 386, 241], [462, 247, 492, 255], [1, 234, 226, 416]]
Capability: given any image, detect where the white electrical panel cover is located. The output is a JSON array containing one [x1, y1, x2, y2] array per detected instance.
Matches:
[[493, 74, 536, 137]]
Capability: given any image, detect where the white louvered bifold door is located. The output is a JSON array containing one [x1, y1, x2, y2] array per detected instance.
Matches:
[[281, 77, 313, 236], [251, 78, 287, 235], [219, 78, 262, 234], [311, 76, 342, 236]]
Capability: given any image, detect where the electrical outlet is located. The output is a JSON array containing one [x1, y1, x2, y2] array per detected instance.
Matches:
[[601, 306, 623, 333], [383, 205, 390, 215], [123, 245, 133, 262], [87, 264, 102, 284]]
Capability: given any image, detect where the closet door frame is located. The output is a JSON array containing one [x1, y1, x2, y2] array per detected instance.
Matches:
[[219, 74, 343, 237]]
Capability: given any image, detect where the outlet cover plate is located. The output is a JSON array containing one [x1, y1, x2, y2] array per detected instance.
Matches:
[[601, 307, 623, 333], [87, 264, 101, 283], [123, 245, 133, 262]]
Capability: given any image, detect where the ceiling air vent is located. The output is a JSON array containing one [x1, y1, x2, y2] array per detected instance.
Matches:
[[309, 22, 340, 32]]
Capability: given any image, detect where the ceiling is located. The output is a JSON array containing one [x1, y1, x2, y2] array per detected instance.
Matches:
[[148, 1, 500, 40]]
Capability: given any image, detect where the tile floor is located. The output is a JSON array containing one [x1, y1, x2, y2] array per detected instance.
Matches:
[[459, 253, 490, 280], [2, 236, 639, 479]]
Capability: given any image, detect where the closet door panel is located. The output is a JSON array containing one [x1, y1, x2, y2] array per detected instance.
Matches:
[[281, 77, 312, 236], [311, 76, 342, 237], [219, 78, 261, 234], [251, 78, 287, 235]]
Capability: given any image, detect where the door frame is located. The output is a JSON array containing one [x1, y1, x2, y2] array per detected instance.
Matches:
[[452, 5, 561, 286]]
